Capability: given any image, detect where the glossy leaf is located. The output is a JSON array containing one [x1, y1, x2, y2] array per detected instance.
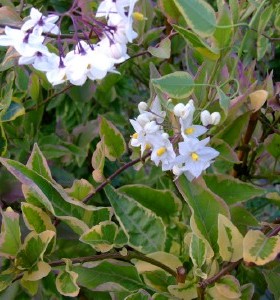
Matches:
[[152, 71, 194, 99], [105, 185, 166, 254]]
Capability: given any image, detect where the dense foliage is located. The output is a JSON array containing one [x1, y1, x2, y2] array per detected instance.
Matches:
[[0, 0, 279, 299]]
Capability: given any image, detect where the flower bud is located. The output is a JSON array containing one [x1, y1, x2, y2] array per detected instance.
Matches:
[[162, 132, 169, 140], [211, 112, 221, 125], [173, 103, 185, 117], [137, 114, 150, 126], [200, 110, 211, 126], [138, 102, 148, 113]]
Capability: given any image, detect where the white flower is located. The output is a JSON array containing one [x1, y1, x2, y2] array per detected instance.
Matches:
[[151, 133, 176, 171], [0, 26, 45, 57], [174, 137, 219, 180], [200, 110, 221, 126], [44, 55, 67, 86], [179, 115, 207, 140], [130, 119, 162, 155], [21, 8, 60, 35], [97, 38, 129, 62], [173, 100, 195, 120], [138, 102, 148, 113], [140, 96, 166, 124]]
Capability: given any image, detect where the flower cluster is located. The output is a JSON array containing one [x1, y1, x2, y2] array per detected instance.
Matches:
[[0, 0, 138, 86], [130, 97, 221, 181]]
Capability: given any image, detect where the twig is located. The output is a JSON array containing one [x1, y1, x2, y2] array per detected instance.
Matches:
[[12, 249, 177, 283], [83, 151, 151, 203], [26, 85, 73, 112]]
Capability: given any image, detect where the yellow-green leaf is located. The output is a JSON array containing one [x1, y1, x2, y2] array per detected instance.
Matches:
[[168, 281, 197, 300], [99, 116, 126, 161], [173, 0, 217, 37], [56, 259, 80, 297], [65, 179, 95, 201], [22, 261, 51, 281], [80, 221, 119, 253], [243, 230, 280, 266], [190, 234, 207, 268], [218, 214, 243, 262], [0, 207, 21, 258], [0, 124, 7, 156]]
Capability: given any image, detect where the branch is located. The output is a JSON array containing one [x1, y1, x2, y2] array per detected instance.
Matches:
[[26, 85, 73, 112], [13, 249, 177, 283], [83, 151, 151, 203]]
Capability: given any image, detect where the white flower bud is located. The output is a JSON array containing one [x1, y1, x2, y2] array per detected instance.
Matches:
[[161, 132, 169, 140], [200, 110, 211, 126], [211, 112, 221, 125], [173, 103, 185, 117], [137, 114, 150, 126], [138, 102, 148, 113]]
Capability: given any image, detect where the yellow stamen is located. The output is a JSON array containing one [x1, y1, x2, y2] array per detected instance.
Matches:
[[133, 12, 146, 21], [157, 147, 166, 157], [191, 152, 199, 161], [132, 133, 138, 139], [185, 127, 195, 135], [145, 143, 151, 150]]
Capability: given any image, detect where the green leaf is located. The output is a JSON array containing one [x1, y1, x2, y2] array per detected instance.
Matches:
[[158, 0, 180, 23], [213, 4, 233, 49], [28, 73, 40, 102], [27, 143, 53, 181], [173, 25, 220, 60], [105, 185, 166, 254], [91, 140, 106, 183], [218, 214, 243, 262], [56, 259, 80, 297], [173, 0, 216, 37], [74, 260, 144, 292], [148, 37, 171, 59], [175, 177, 229, 251], [99, 116, 126, 161], [216, 112, 250, 147], [16, 230, 55, 270], [80, 221, 119, 253], [22, 260, 52, 281], [240, 283, 254, 300], [0, 123, 7, 156], [0, 207, 21, 258], [124, 289, 151, 299], [211, 138, 239, 163], [230, 206, 258, 236], [1, 101, 25, 122], [21, 203, 56, 234], [66, 179, 95, 201], [168, 282, 197, 300], [189, 234, 207, 268], [204, 174, 264, 205], [0, 268, 17, 292], [217, 87, 231, 114], [243, 230, 280, 266], [263, 266, 280, 300], [266, 134, 280, 158], [275, 7, 280, 31], [207, 275, 241, 299], [118, 184, 181, 222], [0, 158, 111, 234], [152, 71, 194, 99]]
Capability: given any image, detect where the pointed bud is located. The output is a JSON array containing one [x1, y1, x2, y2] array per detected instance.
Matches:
[[173, 103, 185, 117], [138, 102, 148, 113]]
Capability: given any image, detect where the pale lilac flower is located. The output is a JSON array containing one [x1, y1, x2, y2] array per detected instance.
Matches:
[[21, 8, 60, 35], [174, 137, 219, 180]]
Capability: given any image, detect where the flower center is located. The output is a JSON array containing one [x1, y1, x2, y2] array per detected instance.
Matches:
[[132, 133, 138, 139], [184, 127, 195, 135], [145, 143, 151, 150], [157, 147, 166, 157], [191, 152, 199, 161]]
